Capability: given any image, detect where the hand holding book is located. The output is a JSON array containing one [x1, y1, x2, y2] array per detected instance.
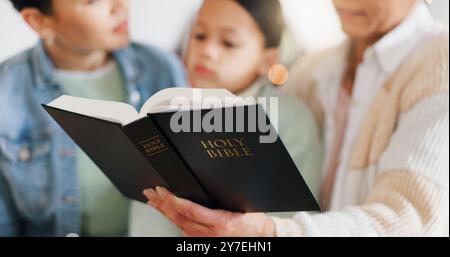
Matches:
[[143, 186, 276, 237]]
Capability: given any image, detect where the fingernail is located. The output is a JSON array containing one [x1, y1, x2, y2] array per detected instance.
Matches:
[[156, 187, 167, 197], [143, 189, 157, 203]]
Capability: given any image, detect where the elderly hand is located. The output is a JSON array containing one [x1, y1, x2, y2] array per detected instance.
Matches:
[[143, 187, 276, 237]]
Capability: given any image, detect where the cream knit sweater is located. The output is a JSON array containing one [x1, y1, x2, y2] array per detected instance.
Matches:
[[274, 31, 449, 236]]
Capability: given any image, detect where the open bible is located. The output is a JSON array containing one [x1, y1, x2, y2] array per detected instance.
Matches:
[[42, 88, 320, 213]]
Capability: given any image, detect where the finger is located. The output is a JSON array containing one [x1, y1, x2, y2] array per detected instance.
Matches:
[[154, 203, 212, 236], [182, 228, 215, 238], [162, 188, 229, 226], [144, 188, 214, 234], [143, 189, 158, 204], [177, 219, 213, 237], [145, 188, 196, 227], [144, 189, 214, 235], [149, 187, 231, 228], [144, 188, 178, 222], [143, 189, 167, 214]]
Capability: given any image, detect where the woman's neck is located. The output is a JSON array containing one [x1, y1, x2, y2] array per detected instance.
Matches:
[[45, 40, 111, 72]]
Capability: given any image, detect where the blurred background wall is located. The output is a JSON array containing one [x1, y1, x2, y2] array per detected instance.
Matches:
[[0, 0, 448, 63]]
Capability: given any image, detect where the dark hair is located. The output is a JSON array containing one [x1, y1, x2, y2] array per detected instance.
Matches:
[[235, 0, 285, 48], [9, 0, 52, 14]]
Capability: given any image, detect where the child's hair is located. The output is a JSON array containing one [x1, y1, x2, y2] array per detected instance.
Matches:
[[235, 0, 285, 48], [9, 0, 52, 14]]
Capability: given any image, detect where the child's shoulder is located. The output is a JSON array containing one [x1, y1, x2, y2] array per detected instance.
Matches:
[[260, 83, 312, 116], [259, 83, 319, 131]]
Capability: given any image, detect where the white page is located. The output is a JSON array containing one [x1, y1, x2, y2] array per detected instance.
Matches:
[[139, 88, 239, 115], [47, 95, 140, 125], [47, 88, 243, 126]]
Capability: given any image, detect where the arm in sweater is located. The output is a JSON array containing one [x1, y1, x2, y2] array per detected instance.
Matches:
[[272, 93, 449, 236]]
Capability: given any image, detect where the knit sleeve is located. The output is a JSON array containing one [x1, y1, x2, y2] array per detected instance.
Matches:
[[272, 93, 449, 236]]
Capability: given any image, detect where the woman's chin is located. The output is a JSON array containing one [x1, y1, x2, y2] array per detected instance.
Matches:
[[105, 36, 131, 51], [341, 25, 373, 40]]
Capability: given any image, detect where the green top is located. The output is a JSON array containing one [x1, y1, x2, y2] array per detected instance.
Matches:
[[55, 61, 130, 237]]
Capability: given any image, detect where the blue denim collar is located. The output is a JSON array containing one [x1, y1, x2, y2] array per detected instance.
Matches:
[[31, 41, 56, 90], [113, 45, 141, 86]]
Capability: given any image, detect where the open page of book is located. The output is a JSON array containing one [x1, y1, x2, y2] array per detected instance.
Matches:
[[140, 88, 241, 115], [46, 88, 245, 126], [47, 95, 140, 125]]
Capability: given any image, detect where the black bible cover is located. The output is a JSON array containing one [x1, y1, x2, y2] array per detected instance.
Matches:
[[42, 90, 320, 213]]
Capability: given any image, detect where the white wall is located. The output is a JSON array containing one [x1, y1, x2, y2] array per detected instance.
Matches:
[[0, 0, 448, 62], [281, 0, 345, 52], [129, 0, 201, 51], [0, 0, 38, 62], [429, 0, 449, 27]]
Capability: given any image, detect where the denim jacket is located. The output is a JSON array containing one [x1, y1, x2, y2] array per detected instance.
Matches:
[[0, 41, 187, 236]]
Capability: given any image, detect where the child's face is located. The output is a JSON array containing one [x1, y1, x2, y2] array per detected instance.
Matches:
[[186, 0, 278, 94], [46, 0, 130, 51]]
